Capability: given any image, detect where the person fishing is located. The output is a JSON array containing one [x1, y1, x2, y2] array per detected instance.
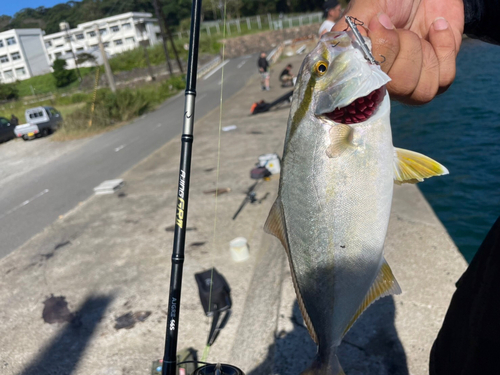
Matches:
[[333, 0, 500, 374], [279, 64, 294, 87]]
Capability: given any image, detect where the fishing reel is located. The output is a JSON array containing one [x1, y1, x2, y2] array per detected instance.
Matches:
[[192, 363, 244, 375]]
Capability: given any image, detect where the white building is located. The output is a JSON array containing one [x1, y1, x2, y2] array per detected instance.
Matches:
[[43, 12, 160, 69], [0, 29, 51, 83]]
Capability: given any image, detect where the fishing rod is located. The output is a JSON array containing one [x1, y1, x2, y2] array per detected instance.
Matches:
[[161, 1, 243, 374], [161, 0, 202, 373]]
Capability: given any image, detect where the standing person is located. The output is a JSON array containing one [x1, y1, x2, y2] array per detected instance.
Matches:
[[279, 64, 294, 87], [319, 0, 342, 37], [257, 52, 270, 91], [10, 114, 19, 126]]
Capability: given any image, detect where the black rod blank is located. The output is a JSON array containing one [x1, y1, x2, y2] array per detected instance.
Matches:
[[162, 1, 203, 374]]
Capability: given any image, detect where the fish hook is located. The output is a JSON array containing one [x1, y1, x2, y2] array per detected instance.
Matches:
[[345, 16, 385, 65]]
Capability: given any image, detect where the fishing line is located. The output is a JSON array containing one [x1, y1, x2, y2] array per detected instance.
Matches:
[[203, 0, 228, 363]]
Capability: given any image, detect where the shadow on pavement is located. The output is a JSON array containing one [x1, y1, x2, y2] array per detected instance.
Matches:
[[19, 295, 113, 375], [249, 297, 408, 375]]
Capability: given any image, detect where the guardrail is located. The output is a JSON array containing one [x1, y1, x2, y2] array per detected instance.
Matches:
[[174, 12, 323, 40]]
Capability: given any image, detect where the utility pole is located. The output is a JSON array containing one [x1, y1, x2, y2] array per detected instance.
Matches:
[[158, 6, 183, 74], [140, 40, 155, 81], [95, 24, 116, 93], [152, 0, 174, 76], [63, 23, 82, 82]]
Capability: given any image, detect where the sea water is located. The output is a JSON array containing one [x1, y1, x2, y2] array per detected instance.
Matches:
[[391, 38, 500, 262]]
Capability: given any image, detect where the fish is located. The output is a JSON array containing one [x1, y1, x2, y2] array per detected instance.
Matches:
[[264, 31, 449, 375]]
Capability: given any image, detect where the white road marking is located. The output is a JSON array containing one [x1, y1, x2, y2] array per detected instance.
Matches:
[[203, 60, 230, 80], [237, 60, 247, 69], [0, 189, 49, 220], [114, 145, 125, 152]]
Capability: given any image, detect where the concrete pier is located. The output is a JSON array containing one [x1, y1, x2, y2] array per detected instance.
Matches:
[[0, 54, 467, 375]]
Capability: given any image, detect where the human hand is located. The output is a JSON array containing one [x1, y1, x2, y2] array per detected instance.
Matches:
[[332, 0, 464, 104]]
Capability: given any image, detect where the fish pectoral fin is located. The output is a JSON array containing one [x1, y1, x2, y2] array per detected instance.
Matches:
[[393, 147, 449, 184], [264, 198, 288, 248], [343, 259, 401, 336], [264, 198, 319, 345], [326, 124, 354, 158]]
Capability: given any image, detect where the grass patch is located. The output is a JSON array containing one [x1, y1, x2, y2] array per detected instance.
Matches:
[[109, 34, 221, 73], [52, 75, 185, 141], [15, 67, 95, 97]]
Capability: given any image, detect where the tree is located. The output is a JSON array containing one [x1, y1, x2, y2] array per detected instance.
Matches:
[[76, 52, 97, 65], [52, 58, 77, 87], [0, 83, 19, 100]]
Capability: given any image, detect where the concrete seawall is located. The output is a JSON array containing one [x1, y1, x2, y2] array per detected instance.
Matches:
[[0, 51, 467, 374], [223, 23, 320, 58]]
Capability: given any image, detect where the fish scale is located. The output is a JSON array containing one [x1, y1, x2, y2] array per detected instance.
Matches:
[[265, 31, 449, 375]]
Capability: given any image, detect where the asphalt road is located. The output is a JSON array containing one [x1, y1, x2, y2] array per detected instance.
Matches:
[[0, 54, 258, 258]]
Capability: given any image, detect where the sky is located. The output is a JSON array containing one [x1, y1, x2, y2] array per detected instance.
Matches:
[[1, 0, 66, 16]]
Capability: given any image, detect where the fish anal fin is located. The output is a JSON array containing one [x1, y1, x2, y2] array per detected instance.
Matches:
[[264, 198, 319, 344], [343, 259, 401, 336], [326, 124, 353, 158], [394, 147, 449, 184]]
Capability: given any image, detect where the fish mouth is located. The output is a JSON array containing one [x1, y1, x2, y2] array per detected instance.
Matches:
[[319, 87, 386, 125]]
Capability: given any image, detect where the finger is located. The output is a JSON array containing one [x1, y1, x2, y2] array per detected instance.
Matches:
[[367, 13, 400, 74], [331, 2, 381, 33], [408, 39, 440, 104], [385, 30, 423, 101], [428, 17, 457, 94]]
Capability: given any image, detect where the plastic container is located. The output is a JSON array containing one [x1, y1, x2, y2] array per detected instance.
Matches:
[[229, 237, 250, 262]]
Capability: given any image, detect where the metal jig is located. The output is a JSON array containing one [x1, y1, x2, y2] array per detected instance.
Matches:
[[345, 16, 381, 65]]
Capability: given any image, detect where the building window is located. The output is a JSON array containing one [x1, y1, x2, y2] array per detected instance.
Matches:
[[4, 70, 13, 79], [111, 25, 120, 32], [65, 50, 72, 54], [11, 52, 21, 61], [76, 47, 84, 51], [0, 40, 3, 48], [125, 37, 135, 44], [45, 40, 52, 47], [15, 67, 26, 77], [54, 52, 62, 58], [99, 28, 107, 35], [90, 44, 98, 48], [55, 44, 63, 48], [0, 55, 9, 63], [122, 22, 131, 29], [87, 31, 96, 38], [114, 39, 123, 46], [6, 37, 16, 45], [76, 33, 84, 40], [103, 42, 110, 47]]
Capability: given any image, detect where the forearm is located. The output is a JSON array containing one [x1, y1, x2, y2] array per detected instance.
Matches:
[[464, 0, 500, 44]]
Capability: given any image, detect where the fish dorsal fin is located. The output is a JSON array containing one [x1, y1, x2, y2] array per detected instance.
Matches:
[[326, 124, 354, 158], [264, 198, 319, 344], [343, 259, 401, 336], [394, 148, 449, 184]]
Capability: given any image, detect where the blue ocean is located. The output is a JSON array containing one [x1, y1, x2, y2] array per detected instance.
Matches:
[[391, 38, 500, 262]]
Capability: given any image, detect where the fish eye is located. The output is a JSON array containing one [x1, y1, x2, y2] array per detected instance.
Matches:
[[315, 61, 328, 76]]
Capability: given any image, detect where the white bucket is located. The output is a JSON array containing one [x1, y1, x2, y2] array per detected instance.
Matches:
[[229, 237, 250, 262]]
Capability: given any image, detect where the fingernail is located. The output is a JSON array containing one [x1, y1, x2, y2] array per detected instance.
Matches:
[[433, 17, 449, 31], [377, 12, 394, 30]]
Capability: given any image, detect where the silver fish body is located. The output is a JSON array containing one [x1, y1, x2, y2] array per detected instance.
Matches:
[[265, 31, 448, 375]]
